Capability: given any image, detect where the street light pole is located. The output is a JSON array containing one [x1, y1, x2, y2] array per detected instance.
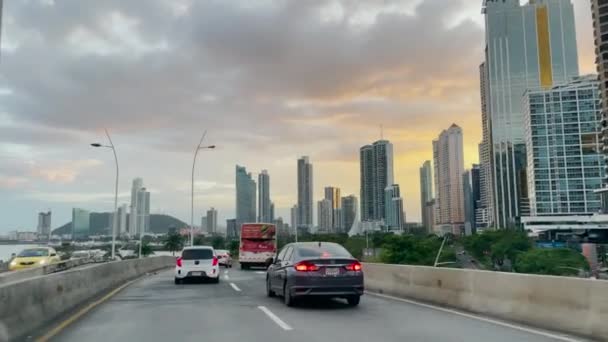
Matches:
[[91, 129, 119, 260], [190, 131, 216, 246]]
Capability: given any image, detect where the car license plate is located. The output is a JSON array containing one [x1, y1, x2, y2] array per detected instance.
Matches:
[[325, 268, 339, 276], [191, 272, 202, 276]]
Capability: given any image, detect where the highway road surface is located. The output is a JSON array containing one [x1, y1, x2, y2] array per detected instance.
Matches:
[[51, 266, 590, 342]]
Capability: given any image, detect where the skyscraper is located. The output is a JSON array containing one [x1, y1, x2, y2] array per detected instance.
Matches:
[[226, 219, 238, 239], [341, 195, 357, 233], [524, 76, 604, 216], [129, 178, 143, 235], [482, 0, 579, 228], [433, 124, 465, 235], [37, 211, 51, 237], [236, 165, 256, 227], [591, 0, 608, 209], [136, 188, 150, 235], [384, 184, 405, 230], [297, 157, 313, 231], [463, 165, 481, 235], [116, 204, 127, 236], [317, 199, 332, 232], [419, 161, 433, 230], [290, 205, 298, 234], [360, 140, 394, 223], [206, 207, 218, 235], [270, 202, 275, 222], [258, 170, 271, 223], [72, 208, 90, 240], [478, 62, 494, 229], [324, 187, 341, 231]]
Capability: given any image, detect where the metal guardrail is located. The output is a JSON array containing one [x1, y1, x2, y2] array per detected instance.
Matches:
[[0, 258, 92, 285]]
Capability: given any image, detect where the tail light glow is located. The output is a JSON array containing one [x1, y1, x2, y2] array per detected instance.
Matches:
[[212, 256, 219, 266], [176, 257, 182, 267], [345, 262, 362, 272], [294, 261, 319, 272]]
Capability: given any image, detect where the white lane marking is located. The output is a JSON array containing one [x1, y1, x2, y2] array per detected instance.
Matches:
[[230, 282, 241, 292], [258, 306, 293, 331], [224, 274, 230, 280], [367, 292, 584, 342], [255, 271, 265, 275], [225, 270, 229, 275]]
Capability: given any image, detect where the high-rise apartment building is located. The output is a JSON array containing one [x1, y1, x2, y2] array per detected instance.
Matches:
[[591, 0, 608, 209], [463, 165, 481, 235], [290, 205, 298, 233], [419, 161, 433, 230], [236, 165, 256, 227], [360, 140, 394, 223], [37, 211, 51, 237], [524, 76, 604, 216], [72, 208, 90, 240], [206, 207, 218, 235], [324, 187, 341, 231], [116, 204, 127, 236], [258, 170, 271, 223], [136, 188, 150, 234], [482, 0, 579, 228], [385, 184, 405, 230], [478, 62, 494, 229], [226, 219, 238, 239], [297, 157, 313, 231], [129, 178, 143, 235], [317, 199, 332, 232], [341, 195, 357, 233], [433, 124, 465, 235]]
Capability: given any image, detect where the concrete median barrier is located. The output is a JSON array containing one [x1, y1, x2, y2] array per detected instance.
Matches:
[[0, 256, 174, 341], [363, 263, 608, 340]]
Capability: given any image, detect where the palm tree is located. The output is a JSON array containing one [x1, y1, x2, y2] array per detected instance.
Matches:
[[164, 232, 184, 256]]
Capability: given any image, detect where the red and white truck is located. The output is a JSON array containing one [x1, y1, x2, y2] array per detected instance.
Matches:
[[239, 223, 276, 270]]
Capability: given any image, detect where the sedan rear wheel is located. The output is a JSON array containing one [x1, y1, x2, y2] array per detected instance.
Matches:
[[266, 277, 276, 297], [283, 284, 295, 307]]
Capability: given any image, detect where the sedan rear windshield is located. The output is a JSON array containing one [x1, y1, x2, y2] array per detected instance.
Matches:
[[18, 248, 49, 257], [182, 249, 214, 260], [296, 244, 352, 258]]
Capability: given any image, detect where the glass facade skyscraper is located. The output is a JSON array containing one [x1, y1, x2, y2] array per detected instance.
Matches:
[[236, 165, 256, 227], [524, 76, 604, 216], [419, 160, 433, 230], [359, 140, 394, 223], [72, 208, 90, 240], [483, 0, 579, 228], [258, 170, 271, 223], [297, 157, 313, 230]]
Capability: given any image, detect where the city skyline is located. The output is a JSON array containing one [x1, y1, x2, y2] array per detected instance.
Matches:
[[0, 1, 597, 232]]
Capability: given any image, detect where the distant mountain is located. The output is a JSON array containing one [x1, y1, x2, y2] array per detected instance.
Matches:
[[52, 213, 188, 235]]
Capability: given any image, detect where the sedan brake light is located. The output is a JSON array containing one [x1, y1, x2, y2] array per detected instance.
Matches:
[[212, 256, 218, 266], [294, 261, 319, 272], [176, 257, 183, 267], [345, 261, 362, 272]]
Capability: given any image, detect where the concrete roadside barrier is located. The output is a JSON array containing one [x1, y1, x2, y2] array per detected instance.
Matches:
[[0, 256, 174, 341], [0, 258, 90, 286], [363, 263, 608, 340]]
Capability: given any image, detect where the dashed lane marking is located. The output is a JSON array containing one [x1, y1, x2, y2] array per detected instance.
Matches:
[[258, 306, 293, 331], [230, 282, 241, 292]]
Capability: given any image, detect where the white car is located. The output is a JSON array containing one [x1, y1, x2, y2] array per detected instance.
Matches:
[[175, 246, 220, 284], [215, 249, 233, 268]]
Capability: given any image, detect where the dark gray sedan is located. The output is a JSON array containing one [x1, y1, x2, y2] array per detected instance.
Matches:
[[266, 242, 364, 307]]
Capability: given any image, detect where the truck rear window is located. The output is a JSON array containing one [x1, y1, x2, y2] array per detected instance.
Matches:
[[182, 249, 213, 260]]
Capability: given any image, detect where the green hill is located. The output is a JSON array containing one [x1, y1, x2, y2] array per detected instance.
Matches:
[[52, 213, 188, 235]]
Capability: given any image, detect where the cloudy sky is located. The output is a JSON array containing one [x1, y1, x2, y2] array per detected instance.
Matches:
[[0, 0, 597, 232]]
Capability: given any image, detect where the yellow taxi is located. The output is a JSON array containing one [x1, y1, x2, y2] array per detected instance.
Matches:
[[8, 247, 61, 271]]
